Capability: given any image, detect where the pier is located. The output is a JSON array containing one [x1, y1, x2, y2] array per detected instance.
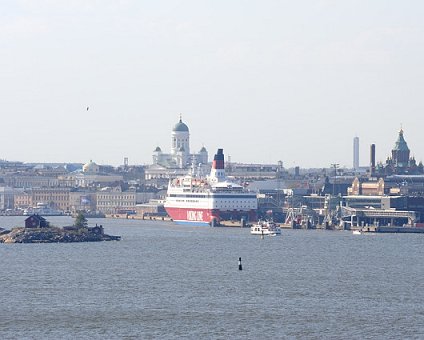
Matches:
[[341, 206, 418, 229]]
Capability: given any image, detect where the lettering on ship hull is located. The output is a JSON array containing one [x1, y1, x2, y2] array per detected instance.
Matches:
[[187, 210, 204, 222]]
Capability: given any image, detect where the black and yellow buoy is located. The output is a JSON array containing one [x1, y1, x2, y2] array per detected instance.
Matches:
[[238, 257, 242, 271]]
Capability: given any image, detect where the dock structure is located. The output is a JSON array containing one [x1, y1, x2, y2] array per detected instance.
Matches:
[[341, 206, 418, 228], [357, 225, 424, 233], [376, 226, 424, 233]]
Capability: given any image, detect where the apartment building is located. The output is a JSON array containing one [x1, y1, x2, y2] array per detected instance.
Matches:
[[31, 188, 71, 211], [96, 187, 136, 214]]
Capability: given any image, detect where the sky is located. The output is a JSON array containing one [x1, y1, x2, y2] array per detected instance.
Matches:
[[1, 0, 424, 168]]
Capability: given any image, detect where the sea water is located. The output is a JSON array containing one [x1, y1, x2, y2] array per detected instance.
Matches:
[[0, 216, 423, 339]]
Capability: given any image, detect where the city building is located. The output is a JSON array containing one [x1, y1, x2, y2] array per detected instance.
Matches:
[[0, 186, 17, 210], [69, 190, 97, 212], [151, 116, 208, 169], [31, 187, 71, 211], [72, 160, 123, 187], [96, 187, 136, 214], [377, 128, 424, 175], [226, 163, 284, 180], [14, 187, 71, 212], [348, 177, 385, 196], [1, 174, 60, 188], [14, 190, 32, 209], [135, 199, 167, 217]]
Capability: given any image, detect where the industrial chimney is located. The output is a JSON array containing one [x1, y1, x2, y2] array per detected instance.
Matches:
[[370, 144, 376, 176]]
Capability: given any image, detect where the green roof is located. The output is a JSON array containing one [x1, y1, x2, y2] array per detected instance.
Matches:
[[393, 129, 409, 152]]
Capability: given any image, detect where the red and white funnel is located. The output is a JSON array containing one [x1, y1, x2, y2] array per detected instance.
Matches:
[[210, 148, 225, 182]]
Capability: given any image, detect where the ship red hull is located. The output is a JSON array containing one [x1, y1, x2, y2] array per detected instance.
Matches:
[[165, 207, 218, 226], [165, 207, 257, 226]]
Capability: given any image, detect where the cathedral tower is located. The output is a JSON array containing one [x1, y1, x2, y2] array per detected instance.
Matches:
[[391, 128, 410, 168], [171, 115, 190, 166]]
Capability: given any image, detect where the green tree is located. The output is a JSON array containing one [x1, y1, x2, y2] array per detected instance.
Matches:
[[74, 212, 88, 228]]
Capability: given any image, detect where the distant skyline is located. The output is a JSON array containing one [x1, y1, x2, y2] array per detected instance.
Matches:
[[1, 1, 423, 168]]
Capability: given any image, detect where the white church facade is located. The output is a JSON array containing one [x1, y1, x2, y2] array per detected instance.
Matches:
[[152, 117, 208, 169]]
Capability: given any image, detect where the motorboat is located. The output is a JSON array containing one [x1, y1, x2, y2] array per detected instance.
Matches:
[[250, 220, 281, 236], [23, 203, 63, 216]]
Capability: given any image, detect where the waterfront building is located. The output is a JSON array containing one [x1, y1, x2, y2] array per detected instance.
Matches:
[[69, 190, 97, 212], [31, 187, 71, 211], [135, 190, 160, 204], [135, 199, 167, 217], [96, 187, 136, 214], [25, 215, 49, 228], [14, 187, 71, 212], [14, 190, 32, 209], [340, 195, 417, 228], [0, 186, 17, 210]]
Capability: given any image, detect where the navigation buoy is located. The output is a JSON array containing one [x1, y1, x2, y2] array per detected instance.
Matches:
[[238, 257, 242, 271]]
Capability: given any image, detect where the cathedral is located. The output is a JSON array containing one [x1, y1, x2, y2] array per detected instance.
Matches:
[[377, 128, 423, 175], [152, 117, 208, 169]]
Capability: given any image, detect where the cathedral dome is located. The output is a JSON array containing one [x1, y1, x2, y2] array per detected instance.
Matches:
[[173, 118, 189, 132], [393, 129, 409, 152], [83, 160, 100, 173]]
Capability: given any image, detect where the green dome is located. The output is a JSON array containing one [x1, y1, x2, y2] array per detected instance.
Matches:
[[393, 129, 409, 152], [173, 118, 189, 132]]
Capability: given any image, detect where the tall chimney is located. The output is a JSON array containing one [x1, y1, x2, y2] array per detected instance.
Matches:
[[370, 144, 376, 176], [353, 137, 359, 170]]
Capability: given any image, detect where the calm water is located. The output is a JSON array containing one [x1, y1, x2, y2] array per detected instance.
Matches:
[[0, 216, 423, 339]]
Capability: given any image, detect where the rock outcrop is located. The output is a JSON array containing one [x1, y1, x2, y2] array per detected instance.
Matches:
[[0, 226, 121, 244]]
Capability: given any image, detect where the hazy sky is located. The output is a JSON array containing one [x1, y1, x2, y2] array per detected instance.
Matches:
[[2, 0, 424, 168]]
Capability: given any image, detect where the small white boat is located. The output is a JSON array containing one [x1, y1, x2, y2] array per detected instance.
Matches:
[[251, 220, 281, 236], [23, 203, 63, 216], [352, 230, 361, 235]]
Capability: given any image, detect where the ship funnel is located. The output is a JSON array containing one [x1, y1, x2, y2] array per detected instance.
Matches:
[[212, 148, 224, 170], [210, 148, 225, 182]]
